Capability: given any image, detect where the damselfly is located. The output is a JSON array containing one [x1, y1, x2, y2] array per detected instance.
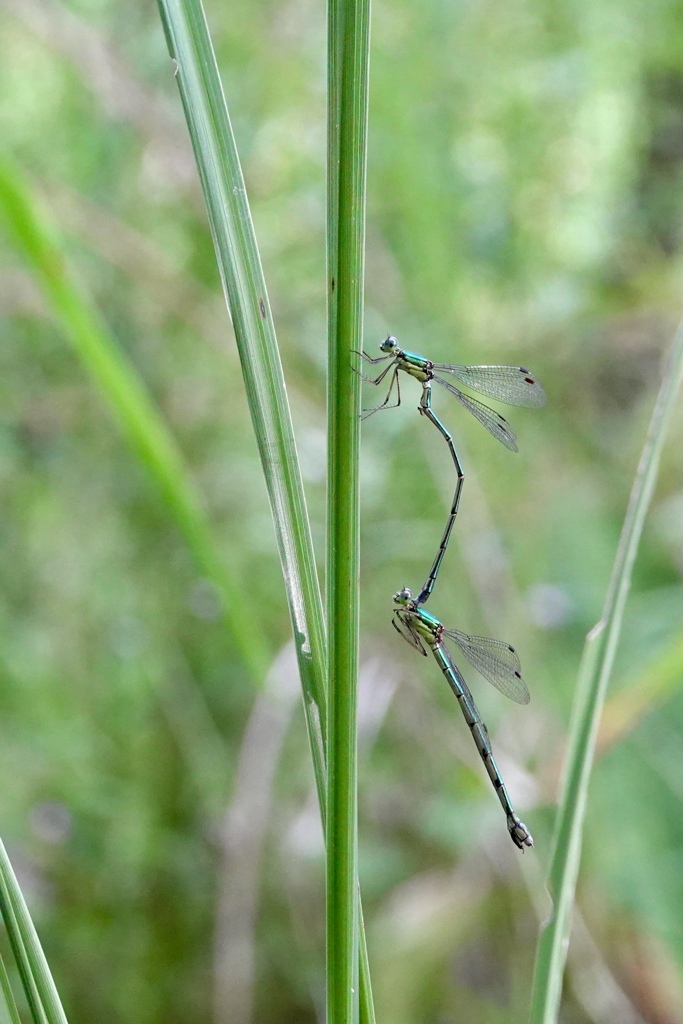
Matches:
[[392, 587, 533, 850], [359, 337, 546, 604]]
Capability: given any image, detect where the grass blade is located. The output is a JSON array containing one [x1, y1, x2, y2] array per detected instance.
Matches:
[[156, 3, 375, 1019], [326, 0, 371, 1018], [156, 0, 327, 776], [0, 840, 67, 1024], [528, 321, 683, 1024], [0, 949, 22, 1024], [0, 155, 266, 684]]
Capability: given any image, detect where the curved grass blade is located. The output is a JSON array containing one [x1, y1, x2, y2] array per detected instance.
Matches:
[[529, 320, 683, 1024], [0, 896, 47, 1024], [0, 840, 68, 1024], [0, 948, 22, 1024], [156, 0, 327, 751], [0, 155, 266, 684]]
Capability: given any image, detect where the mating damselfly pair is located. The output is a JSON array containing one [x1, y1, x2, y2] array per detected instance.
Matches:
[[359, 336, 546, 849]]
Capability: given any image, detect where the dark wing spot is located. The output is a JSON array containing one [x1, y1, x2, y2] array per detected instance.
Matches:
[[259, 298, 266, 318], [507, 645, 515, 652], [524, 377, 535, 385], [519, 366, 529, 373], [514, 671, 521, 679]]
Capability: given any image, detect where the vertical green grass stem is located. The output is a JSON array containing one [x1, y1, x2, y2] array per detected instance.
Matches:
[[326, 0, 371, 1021], [528, 321, 683, 1024]]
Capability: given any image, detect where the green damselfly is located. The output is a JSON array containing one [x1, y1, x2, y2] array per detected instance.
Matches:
[[392, 587, 533, 850], [359, 337, 546, 605]]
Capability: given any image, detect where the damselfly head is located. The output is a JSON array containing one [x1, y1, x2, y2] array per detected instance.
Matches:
[[380, 335, 398, 354], [393, 587, 413, 607]]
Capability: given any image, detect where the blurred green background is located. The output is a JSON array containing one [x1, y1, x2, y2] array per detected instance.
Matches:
[[1, 0, 683, 1021]]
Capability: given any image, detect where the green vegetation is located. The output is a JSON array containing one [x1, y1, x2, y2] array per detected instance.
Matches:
[[1, 0, 683, 1022]]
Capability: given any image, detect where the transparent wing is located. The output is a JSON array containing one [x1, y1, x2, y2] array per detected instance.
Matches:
[[445, 629, 530, 704], [434, 376, 518, 450], [432, 363, 547, 408]]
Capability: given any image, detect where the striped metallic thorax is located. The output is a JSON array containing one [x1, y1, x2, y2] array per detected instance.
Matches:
[[394, 348, 434, 383], [406, 604, 443, 649]]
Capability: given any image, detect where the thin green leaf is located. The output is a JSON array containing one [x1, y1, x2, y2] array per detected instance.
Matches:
[[529, 321, 683, 1024], [0, 949, 22, 1024], [0, 840, 66, 1024], [156, 0, 327, 777], [0, 155, 266, 683]]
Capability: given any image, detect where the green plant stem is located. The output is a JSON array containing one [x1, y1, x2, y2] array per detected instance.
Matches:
[[326, 0, 371, 1020], [528, 320, 683, 1024]]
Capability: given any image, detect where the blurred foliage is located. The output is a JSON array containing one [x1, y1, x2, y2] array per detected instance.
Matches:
[[1, 0, 683, 1022]]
